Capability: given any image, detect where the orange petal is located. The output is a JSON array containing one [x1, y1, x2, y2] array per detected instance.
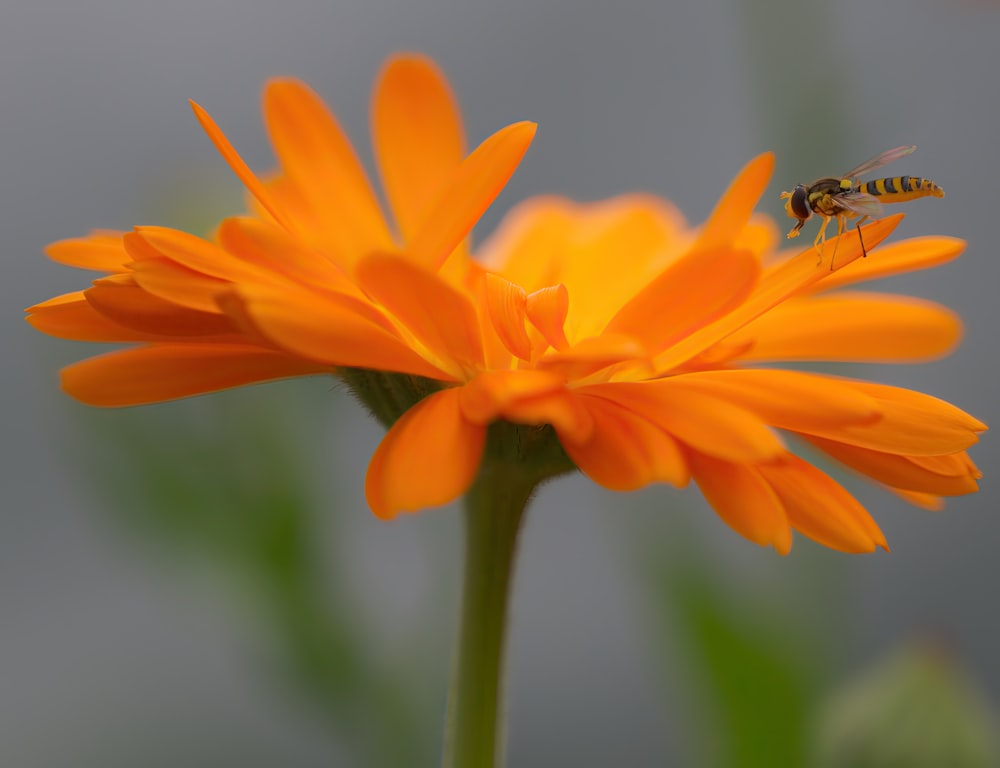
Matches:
[[804, 436, 980, 496], [132, 226, 276, 284], [582, 381, 785, 463], [484, 273, 532, 361], [227, 282, 452, 379], [561, 394, 689, 490], [26, 291, 162, 342], [61, 343, 330, 406], [668, 369, 879, 429], [692, 152, 774, 251], [476, 196, 575, 288], [365, 387, 486, 518], [131, 258, 232, 314], [45, 231, 130, 272], [758, 455, 888, 553], [603, 246, 759, 353], [730, 292, 962, 363], [498, 391, 595, 443], [215, 217, 355, 293], [525, 284, 570, 352], [372, 55, 465, 243], [809, 236, 966, 293], [802, 378, 986, 456], [262, 78, 394, 257], [457, 369, 568, 424], [653, 214, 904, 373], [890, 489, 945, 511], [407, 121, 536, 270], [85, 275, 235, 337], [190, 100, 293, 232], [534, 334, 649, 380], [355, 254, 484, 370], [688, 451, 792, 554]]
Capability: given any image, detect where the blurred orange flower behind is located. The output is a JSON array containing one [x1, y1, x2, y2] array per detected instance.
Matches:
[[27, 54, 984, 554]]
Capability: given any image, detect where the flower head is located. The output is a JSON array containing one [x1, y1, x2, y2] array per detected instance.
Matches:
[[27, 54, 984, 554]]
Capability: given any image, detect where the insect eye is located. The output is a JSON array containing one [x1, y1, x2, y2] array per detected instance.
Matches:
[[789, 185, 811, 220]]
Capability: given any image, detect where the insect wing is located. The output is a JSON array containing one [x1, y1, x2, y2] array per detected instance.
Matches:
[[834, 192, 884, 218], [842, 145, 916, 180]]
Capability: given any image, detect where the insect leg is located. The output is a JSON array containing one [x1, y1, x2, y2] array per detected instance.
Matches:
[[829, 215, 847, 271], [854, 215, 870, 259], [813, 216, 831, 266]]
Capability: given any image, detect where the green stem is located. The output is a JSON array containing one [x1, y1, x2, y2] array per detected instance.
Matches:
[[442, 432, 542, 768]]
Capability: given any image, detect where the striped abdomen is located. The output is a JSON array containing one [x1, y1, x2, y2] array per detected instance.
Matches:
[[858, 176, 945, 202]]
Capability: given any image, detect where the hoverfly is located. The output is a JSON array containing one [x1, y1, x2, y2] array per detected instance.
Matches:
[[780, 146, 945, 269]]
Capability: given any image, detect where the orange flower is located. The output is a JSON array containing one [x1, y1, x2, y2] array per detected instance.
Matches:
[[27, 55, 984, 554]]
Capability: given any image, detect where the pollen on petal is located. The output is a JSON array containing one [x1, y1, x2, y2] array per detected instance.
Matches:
[[365, 388, 486, 519]]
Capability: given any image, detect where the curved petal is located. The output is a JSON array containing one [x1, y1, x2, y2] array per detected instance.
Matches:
[[132, 227, 274, 284], [688, 451, 792, 554], [801, 379, 986, 456], [190, 100, 293, 233], [561, 395, 689, 490], [45, 231, 129, 272], [227, 282, 453, 379], [365, 388, 486, 518], [692, 152, 774, 251], [355, 254, 484, 370], [215, 216, 355, 293], [457, 369, 567, 424], [85, 275, 235, 337], [131, 258, 232, 314], [805, 436, 980, 496], [407, 121, 537, 270], [583, 381, 786, 463], [654, 215, 904, 373], [262, 78, 394, 257], [61, 343, 330, 406], [604, 246, 759, 354], [525, 284, 570, 352], [809, 236, 965, 293], [534, 334, 648, 380], [27, 292, 183, 342], [668, 369, 879, 430], [373, 54, 465, 243], [498, 391, 595, 442], [730, 293, 962, 363], [484, 272, 532, 361], [758, 455, 888, 553]]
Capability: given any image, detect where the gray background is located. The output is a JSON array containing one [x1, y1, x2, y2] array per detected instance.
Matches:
[[5, 0, 999, 765]]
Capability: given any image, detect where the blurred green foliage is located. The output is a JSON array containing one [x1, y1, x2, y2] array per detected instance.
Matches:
[[72, 382, 437, 767], [813, 641, 999, 768]]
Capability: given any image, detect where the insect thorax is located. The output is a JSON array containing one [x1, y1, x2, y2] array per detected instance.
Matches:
[[807, 178, 851, 216]]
